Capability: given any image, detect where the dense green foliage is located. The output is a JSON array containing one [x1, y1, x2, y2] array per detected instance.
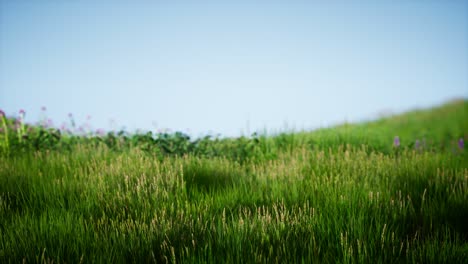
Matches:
[[0, 100, 467, 263]]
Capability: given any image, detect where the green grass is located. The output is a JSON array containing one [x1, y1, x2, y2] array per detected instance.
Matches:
[[0, 100, 467, 263]]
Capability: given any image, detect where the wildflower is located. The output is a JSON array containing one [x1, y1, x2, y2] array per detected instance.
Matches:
[[415, 139, 420, 150], [19, 109, 25, 115], [96, 128, 105, 136], [459, 138, 464, 150], [0, 109, 4, 118], [68, 113, 73, 118], [393, 136, 400, 147], [41, 106, 47, 111]]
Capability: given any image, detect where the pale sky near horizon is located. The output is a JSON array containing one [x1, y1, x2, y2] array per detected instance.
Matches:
[[1, 1, 467, 137]]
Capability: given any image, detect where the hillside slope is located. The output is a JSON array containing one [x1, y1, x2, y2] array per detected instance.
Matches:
[[282, 98, 467, 152], [0, 99, 467, 263]]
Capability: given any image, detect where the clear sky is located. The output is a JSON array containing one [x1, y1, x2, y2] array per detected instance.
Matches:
[[1, 0, 467, 137]]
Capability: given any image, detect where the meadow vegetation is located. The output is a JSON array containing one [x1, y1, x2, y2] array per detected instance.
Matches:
[[0, 99, 467, 263]]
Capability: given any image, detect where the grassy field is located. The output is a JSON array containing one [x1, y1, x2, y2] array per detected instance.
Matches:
[[1, 100, 467, 263]]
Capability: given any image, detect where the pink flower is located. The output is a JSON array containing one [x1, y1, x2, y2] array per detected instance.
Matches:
[[96, 128, 105, 136]]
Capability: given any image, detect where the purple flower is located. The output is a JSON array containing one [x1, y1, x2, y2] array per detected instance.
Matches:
[[41, 106, 47, 111], [394, 136, 400, 147], [459, 138, 464, 150], [0, 109, 4, 118], [68, 113, 73, 118], [415, 139, 420, 150], [96, 128, 105, 136], [19, 109, 25, 115]]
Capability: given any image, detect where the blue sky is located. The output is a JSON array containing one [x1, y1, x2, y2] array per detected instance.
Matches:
[[1, 1, 467, 137]]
